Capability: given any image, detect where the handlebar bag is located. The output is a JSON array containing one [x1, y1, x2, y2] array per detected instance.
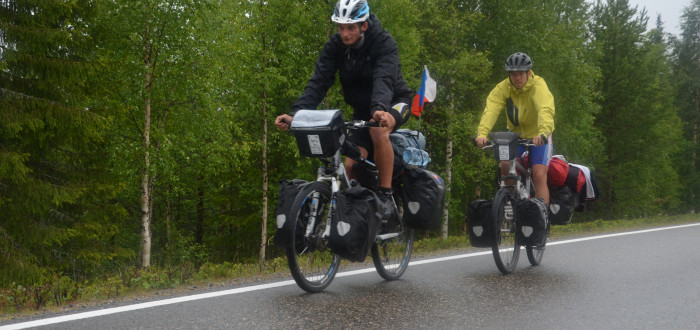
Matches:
[[399, 168, 445, 230], [490, 132, 520, 161], [291, 109, 346, 157], [467, 199, 493, 247], [273, 179, 309, 250], [515, 197, 548, 246], [329, 185, 382, 262]]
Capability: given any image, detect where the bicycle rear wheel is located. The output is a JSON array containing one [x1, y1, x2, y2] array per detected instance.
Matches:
[[371, 193, 413, 280], [286, 182, 341, 293], [491, 188, 520, 274]]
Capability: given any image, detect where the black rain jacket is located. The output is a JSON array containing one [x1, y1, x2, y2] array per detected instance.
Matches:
[[291, 14, 412, 126]]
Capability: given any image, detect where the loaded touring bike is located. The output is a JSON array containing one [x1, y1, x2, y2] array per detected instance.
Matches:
[[472, 132, 549, 274], [275, 109, 420, 293]]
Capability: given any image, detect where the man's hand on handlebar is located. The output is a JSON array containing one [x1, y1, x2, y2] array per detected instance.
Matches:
[[372, 110, 395, 129], [532, 134, 547, 146], [475, 136, 488, 148], [275, 114, 293, 131]]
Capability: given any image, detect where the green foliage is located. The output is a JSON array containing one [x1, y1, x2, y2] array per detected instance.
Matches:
[[590, 0, 682, 218], [672, 0, 700, 213], [0, 0, 129, 287]]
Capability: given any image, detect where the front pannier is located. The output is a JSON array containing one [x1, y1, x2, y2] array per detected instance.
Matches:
[[273, 179, 308, 250], [467, 199, 493, 247], [515, 197, 548, 246], [329, 185, 383, 262], [290, 109, 346, 157], [400, 168, 445, 230]]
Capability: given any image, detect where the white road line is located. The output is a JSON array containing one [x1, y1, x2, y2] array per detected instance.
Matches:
[[2, 222, 698, 329]]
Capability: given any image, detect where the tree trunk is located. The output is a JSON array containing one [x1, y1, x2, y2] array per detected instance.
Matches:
[[196, 175, 204, 244], [259, 2, 269, 267], [441, 88, 455, 239], [166, 184, 172, 265], [692, 90, 699, 214], [140, 24, 153, 268]]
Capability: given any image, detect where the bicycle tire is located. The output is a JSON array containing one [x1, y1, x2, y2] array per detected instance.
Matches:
[[526, 218, 548, 265], [286, 182, 341, 293], [371, 193, 414, 280], [525, 244, 544, 265], [491, 188, 520, 274]]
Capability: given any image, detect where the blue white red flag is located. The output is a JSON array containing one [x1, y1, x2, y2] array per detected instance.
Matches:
[[411, 66, 437, 117]]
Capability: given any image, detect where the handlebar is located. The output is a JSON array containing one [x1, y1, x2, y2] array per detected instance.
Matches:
[[472, 134, 548, 149], [346, 120, 381, 128], [281, 118, 381, 129]]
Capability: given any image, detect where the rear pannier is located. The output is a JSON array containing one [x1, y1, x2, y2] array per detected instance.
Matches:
[[399, 168, 445, 230], [548, 185, 575, 225], [291, 109, 346, 157]]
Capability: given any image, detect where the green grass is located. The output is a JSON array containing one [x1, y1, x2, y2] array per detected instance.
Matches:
[[1, 214, 698, 320]]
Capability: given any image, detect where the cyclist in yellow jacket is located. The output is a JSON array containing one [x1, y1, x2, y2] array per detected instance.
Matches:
[[475, 52, 555, 204]]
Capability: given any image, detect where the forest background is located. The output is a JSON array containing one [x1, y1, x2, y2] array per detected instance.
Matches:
[[2, 0, 700, 307]]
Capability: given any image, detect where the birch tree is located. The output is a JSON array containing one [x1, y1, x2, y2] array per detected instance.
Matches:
[[100, 0, 211, 267]]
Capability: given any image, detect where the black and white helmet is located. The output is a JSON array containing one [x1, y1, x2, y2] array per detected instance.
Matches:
[[505, 52, 533, 72], [331, 0, 370, 24]]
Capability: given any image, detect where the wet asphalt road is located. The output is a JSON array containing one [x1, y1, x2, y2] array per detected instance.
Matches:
[[3, 223, 700, 330]]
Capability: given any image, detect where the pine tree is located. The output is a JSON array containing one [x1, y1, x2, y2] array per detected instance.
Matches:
[[673, 0, 700, 213], [0, 0, 127, 285], [591, 0, 682, 217]]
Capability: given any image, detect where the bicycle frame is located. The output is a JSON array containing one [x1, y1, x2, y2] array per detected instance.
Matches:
[[298, 118, 411, 241], [500, 149, 534, 200]]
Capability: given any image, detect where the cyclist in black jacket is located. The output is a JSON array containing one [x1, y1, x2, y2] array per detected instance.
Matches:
[[275, 0, 412, 219]]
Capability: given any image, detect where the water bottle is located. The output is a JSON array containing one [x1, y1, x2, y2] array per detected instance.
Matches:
[[402, 147, 431, 167]]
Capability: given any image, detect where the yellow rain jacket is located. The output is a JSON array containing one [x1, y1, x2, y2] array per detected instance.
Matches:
[[476, 71, 555, 139]]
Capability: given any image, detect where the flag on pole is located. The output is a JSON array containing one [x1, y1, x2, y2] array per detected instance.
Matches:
[[411, 65, 437, 117]]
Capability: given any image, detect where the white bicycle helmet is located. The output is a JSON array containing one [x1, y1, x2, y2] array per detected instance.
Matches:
[[331, 0, 370, 24]]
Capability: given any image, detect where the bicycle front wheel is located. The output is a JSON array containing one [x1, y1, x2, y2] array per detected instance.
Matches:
[[526, 221, 548, 265], [526, 244, 545, 265], [491, 188, 520, 274], [286, 182, 341, 293], [371, 193, 414, 280]]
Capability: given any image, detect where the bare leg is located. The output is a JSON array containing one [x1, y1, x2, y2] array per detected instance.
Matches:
[[369, 127, 394, 189], [532, 164, 549, 204], [344, 146, 369, 180]]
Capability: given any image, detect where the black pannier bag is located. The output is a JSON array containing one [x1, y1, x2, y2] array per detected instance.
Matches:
[[273, 179, 308, 250], [290, 109, 346, 157], [549, 185, 575, 225], [329, 185, 383, 262], [467, 199, 493, 247], [515, 197, 548, 246], [400, 168, 445, 230]]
